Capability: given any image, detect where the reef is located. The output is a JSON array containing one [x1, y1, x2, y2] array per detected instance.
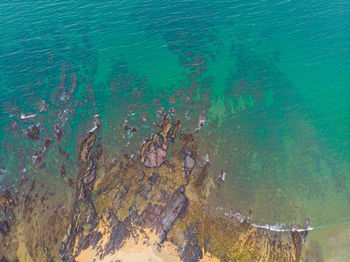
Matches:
[[0, 114, 321, 262]]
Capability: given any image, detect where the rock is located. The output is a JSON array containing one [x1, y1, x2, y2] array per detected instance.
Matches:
[[180, 224, 203, 262], [77, 235, 90, 251], [0, 190, 16, 211], [89, 231, 102, 248], [181, 243, 203, 262], [184, 155, 195, 170], [136, 203, 163, 230], [148, 172, 159, 184], [44, 138, 52, 149], [82, 160, 97, 185], [77, 231, 102, 252], [31, 153, 42, 165], [29, 124, 39, 134], [141, 135, 167, 168], [54, 123, 64, 141], [60, 131, 100, 261], [169, 119, 181, 139], [59, 221, 77, 261], [78, 132, 95, 164], [60, 164, 66, 177], [0, 220, 10, 237], [0, 256, 9, 262], [57, 146, 69, 159], [160, 187, 188, 241], [23, 129, 39, 141], [158, 114, 172, 138], [219, 170, 226, 181], [104, 220, 130, 254], [85, 205, 97, 224], [141, 114, 181, 168], [180, 135, 197, 178], [137, 172, 145, 182], [291, 229, 309, 262]]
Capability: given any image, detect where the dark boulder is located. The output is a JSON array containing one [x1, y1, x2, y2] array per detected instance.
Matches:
[[160, 187, 188, 241], [181, 243, 203, 262], [0, 220, 10, 237], [104, 220, 130, 255], [148, 172, 160, 184]]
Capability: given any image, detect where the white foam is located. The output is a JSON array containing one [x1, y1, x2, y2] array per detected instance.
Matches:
[[88, 114, 100, 132], [20, 113, 36, 119], [224, 210, 313, 232], [202, 154, 210, 163]]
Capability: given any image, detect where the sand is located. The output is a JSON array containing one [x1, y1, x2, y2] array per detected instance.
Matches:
[[76, 228, 219, 262]]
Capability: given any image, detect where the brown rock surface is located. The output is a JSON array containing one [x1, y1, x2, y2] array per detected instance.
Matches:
[[0, 117, 321, 262]]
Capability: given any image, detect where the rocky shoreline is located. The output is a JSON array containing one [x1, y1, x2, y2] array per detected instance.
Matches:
[[0, 114, 322, 261]]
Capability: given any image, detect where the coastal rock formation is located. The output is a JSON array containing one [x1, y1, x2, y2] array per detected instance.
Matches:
[[0, 116, 320, 262], [291, 228, 309, 262], [59, 131, 101, 261], [141, 134, 168, 168], [0, 190, 16, 238], [141, 114, 181, 168]]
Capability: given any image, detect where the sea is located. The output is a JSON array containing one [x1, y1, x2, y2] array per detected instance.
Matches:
[[0, 0, 350, 260]]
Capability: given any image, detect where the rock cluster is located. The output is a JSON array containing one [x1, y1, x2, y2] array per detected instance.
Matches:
[[135, 186, 188, 243], [59, 132, 101, 261], [141, 134, 168, 168], [180, 224, 203, 262], [140, 114, 181, 168], [0, 190, 16, 238], [0, 114, 318, 262]]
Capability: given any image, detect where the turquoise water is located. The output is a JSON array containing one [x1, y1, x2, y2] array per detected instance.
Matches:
[[1, 0, 350, 258]]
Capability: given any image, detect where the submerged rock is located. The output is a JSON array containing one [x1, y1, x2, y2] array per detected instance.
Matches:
[[54, 123, 64, 141], [23, 129, 39, 141], [60, 164, 66, 177], [44, 138, 52, 149], [28, 124, 39, 134]]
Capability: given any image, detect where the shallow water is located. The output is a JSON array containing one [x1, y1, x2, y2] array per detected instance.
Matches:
[[1, 0, 350, 260]]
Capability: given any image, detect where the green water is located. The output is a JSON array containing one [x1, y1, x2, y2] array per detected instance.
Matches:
[[0, 0, 350, 258]]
